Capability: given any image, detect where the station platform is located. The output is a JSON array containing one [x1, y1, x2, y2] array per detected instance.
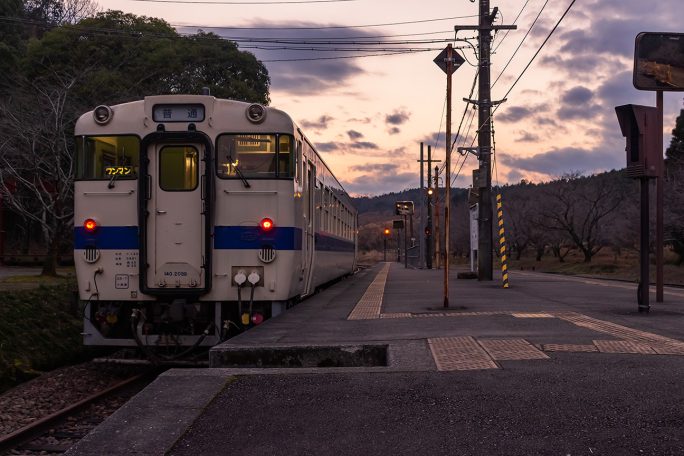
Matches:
[[67, 263, 684, 455]]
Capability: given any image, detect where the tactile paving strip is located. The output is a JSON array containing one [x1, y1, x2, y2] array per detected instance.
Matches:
[[541, 344, 598, 353], [380, 312, 412, 319], [555, 312, 681, 345], [347, 262, 391, 320], [511, 313, 554, 318], [428, 336, 498, 371], [478, 339, 550, 361], [593, 340, 657, 354]]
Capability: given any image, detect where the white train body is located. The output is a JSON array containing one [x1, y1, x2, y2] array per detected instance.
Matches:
[[74, 95, 357, 347]]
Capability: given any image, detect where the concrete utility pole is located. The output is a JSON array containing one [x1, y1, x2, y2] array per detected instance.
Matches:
[[454, 4, 515, 281], [444, 43, 454, 308], [419, 143, 425, 269]]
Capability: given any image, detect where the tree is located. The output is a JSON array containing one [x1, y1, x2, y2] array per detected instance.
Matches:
[[0, 7, 271, 274], [540, 173, 625, 262], [0, 75, 78, 275], [666, 107, 684, 169]]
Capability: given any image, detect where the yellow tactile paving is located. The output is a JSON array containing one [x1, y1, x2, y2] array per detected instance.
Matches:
[[593, 340, 657, 354], [511, 313, 554, 318], [555, 312, 681, 346], [478, 339, 550, 361], [380, 312, 412, 319], [428, 336, 498, 371], [347, 262, 391, 320], [541, 344, 598, 353]]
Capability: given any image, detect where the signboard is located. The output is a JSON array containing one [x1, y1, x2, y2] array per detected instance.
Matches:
[[433, 47, 465, 76], [153, 104, 206, 122], [394, 201, 414, 216], [633, 32, 684, 91]]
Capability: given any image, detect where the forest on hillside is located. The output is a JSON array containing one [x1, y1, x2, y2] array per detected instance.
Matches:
[[356, 106, 684, 265]]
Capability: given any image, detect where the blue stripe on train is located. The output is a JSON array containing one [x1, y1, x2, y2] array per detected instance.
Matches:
[[315, 233, 356, 253], [214, 226, 302, 250], [74, 226, 355, 252], [74, 226, 139, 249]]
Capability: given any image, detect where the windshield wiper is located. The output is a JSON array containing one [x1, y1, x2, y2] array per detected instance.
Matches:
[[228, 156, 251, 188]]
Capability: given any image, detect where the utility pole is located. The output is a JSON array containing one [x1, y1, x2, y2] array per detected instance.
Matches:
[[419, 143, 425, 269], [418, 145, 441, 269], [434, 166, 440, 270], [444, 43, 453, 308], [455, 4, 516, 281]]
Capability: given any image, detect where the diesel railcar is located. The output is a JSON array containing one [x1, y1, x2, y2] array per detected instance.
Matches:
[[74, 95, 357, 352]]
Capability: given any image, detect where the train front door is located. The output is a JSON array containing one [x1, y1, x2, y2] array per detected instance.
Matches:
[[145, 143, 207, 291]]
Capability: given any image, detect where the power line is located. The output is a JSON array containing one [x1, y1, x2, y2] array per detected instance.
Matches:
[[496, 0, 577, 106], [177, 29, 455, 40], [492, 0, 549, 87], [491, 0, 529, 53], [130, 0, 358, 4], [261, 48, 438, 62], [171, 14, 479, 30]]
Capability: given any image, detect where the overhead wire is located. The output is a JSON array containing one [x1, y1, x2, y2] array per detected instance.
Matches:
[[491, 0, 549, 88], [170, 14, 480, 30], [491, 0, 530, 53], [130, 0, 358, 4]]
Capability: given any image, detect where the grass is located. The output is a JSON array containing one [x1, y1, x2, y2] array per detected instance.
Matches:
[[0, 277, 89, 393]]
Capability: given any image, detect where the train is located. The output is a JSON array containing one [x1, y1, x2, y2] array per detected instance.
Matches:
[[73, 93, 357, 356]]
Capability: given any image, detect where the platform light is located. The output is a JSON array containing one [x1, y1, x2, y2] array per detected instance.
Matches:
[[84, 218, 98, 233], [384, 228, 390, 236], [260, 218, 274, 232]]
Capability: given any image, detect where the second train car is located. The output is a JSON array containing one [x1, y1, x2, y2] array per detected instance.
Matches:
[[73, 94, 357, 352]]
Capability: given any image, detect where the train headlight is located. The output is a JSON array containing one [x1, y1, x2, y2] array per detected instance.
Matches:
[[245, 103, 266, 124], [84, 218, 98, 233], [93, 105, 113, 125], [259, 218, 274, 232]]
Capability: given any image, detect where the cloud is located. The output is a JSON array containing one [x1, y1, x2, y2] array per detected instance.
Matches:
[[315, 141, 340, 152], [499, 147, 622, 176], [497, 106, 534, 123], [182, 21, 387, 94], [349, 141, 379, 150], [348, 163, 400, 173], [562, 86, 593, 105], [517, 131, 540, 142], [345, 171, 416, 196], [388, 127, 400, 135], [300, 115, 333, 130], [346, 130, 364, 140], [385, 109, 410, 125]]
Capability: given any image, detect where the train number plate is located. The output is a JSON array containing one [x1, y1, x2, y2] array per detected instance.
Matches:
[[115, 274, 129, 289]]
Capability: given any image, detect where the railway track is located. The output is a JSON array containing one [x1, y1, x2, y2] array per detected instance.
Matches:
[[0, 366, 157, 455]]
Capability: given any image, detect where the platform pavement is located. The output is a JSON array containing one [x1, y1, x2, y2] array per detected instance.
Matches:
[[66, 263, 684, 455]]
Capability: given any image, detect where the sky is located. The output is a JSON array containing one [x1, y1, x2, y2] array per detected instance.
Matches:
[[98, 0, 684, 196]]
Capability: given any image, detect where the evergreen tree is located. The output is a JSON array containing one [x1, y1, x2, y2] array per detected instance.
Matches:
[[666, 106, 684, 167]]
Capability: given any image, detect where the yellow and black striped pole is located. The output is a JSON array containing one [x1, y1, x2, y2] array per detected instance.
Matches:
[[497, 193, 509, 288]]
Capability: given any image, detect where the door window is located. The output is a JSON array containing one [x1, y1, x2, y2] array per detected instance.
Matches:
[[159, 146, 198, 191]]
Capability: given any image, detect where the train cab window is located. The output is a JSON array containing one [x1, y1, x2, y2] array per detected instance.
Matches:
[[159, 146, 198, 191], [217, 134, 278, 178], [278, 136, 293, 176], [75, 135, 140, 180]]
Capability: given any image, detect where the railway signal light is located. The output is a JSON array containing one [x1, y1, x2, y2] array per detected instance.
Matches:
[[384, 228, 390, 236], [427, 188, 434, 196]]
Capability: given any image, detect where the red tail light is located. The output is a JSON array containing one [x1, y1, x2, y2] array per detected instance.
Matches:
[[251, 312, 264, 325], [84, 219, 97, 233], [260, 218, 274, 232]]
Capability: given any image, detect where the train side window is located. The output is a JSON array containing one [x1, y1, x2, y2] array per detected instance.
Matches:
[[295, 140, 302, 183], [159, 146, 198, 191], [216, 134, 276, 178], [278, 135, 293, 177], [75, 135, 140, 180]]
